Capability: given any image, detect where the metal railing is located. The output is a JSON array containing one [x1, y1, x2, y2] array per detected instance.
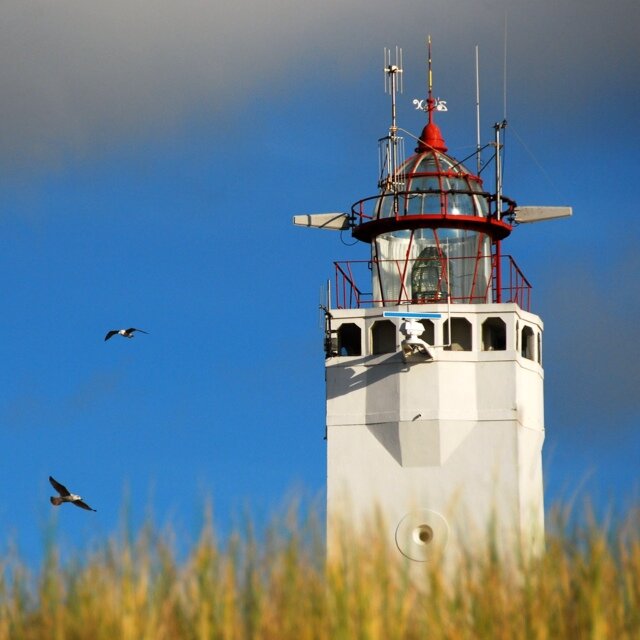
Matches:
[[332, 255, 531, 310], [350, 190, 516, 222]]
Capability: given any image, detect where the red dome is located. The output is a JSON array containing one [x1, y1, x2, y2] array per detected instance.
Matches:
[[416, 122, 447, 153]]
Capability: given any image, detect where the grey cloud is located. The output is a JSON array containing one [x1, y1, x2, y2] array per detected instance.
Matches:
[[0, 0, 637, 170]]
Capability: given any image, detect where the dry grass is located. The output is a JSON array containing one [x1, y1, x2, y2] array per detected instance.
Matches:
[[0, 504, 639, 639]]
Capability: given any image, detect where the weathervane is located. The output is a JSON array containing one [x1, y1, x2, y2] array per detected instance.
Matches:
[[413, 36, 448, 115], [413, 98, 448, 112]]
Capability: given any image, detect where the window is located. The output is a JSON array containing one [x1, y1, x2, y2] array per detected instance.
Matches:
[[419, 319, 435, 345], [521, 325, 535, 361], [443, 317, 472, 351], [371, 320, 396, 355], [481, 317, 506, 351], [337, 323, 361, 356], [537, 333, 542, 365]]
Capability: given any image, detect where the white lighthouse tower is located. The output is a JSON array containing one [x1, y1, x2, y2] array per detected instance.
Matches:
[[295, 46, 570, 565]]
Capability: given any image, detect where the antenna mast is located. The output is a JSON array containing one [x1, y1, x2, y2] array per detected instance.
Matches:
[[384, 46, 403, 133], [379, 47, 405, 198], [475, 45, 482, 175], [427, 36, 434, 121], [495, 12, 508, 218], [503, 11, 508, 121], [494, 120, 507, 219]]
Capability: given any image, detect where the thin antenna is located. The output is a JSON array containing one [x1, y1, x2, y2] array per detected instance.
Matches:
[[380, 47, 405, 196], [413, 36, 448, 116], [494, 15, 508, 218], [446, 239, 451, 347], [503, 11, 508, 121], [384, 46, 403, 133], [475, 45, 481, 175], [494, 120, 507, 219], [427, 35, 435, 122], [423, 36, 449, 119], [427, 36, 433, 102]]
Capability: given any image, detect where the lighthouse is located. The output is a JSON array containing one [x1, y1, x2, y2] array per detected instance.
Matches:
[[294, 45, 571, 565]]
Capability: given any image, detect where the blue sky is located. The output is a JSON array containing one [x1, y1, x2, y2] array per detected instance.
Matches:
[[1, 0, 638, 561]]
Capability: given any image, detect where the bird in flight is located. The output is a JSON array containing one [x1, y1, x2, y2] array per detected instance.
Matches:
[[49, 476, 97, 512], [104, 327, 149, 341]]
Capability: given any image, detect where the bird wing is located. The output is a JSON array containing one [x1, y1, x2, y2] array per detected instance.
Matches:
[[104, 330, 118, 341], [73, 500, 96, 512], [49, 476, 71, 497], [128, 328, 148, 334]]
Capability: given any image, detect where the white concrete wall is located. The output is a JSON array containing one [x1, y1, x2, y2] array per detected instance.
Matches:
[[325, 303, 545, 564]]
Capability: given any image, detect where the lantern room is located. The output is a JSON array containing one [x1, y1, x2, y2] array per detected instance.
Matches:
[[350, 109, 515, 308], [293, 44, 569, 312]]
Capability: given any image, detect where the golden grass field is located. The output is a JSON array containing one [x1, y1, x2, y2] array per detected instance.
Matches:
[[1, 504, 638, 639]]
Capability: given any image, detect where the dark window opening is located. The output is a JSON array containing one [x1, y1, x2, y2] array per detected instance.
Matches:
[[371, 320, 396, 355], [337, 323, 362, 356], [521, 325, 535, 361], [419, 319, 435, 345], [482, 317, 507, 351], [443, 317, 472, 351]]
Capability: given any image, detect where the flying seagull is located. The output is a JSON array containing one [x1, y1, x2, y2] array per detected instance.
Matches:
[[104, 327, 149, 341], [49, 476, 97, 512]]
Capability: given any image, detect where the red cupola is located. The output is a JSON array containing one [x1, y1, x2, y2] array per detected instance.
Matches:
[[416, 97, 448, 153], [349, 97, 516, 306]]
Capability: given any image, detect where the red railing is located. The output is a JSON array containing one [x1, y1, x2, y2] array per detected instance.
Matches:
[[332, 255, 531, 310]]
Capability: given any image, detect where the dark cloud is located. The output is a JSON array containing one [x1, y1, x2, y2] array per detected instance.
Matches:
[[0, 0, 637, 170]]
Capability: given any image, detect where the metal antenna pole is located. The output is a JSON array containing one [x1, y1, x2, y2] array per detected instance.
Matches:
[[503, 11, 508, 121], [494, 120, 507, 220], [384, 47, 403, 133], [382, 47, 404, 210], [493, 118, 507, 303], [427, 35, 434, 121], [475, 45, 482, 175]]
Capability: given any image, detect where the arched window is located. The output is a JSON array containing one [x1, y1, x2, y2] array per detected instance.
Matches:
[[481, 317, 506, 351], [521, 325, 535, 361], [371, 320, 396, 354], [443, 317, 472, 351], [419, 319, 435, 345], [337, 323, 361, 356]]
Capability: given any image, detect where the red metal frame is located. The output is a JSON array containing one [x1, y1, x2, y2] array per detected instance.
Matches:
[[350, 192, 515, 244], [332, 254, 531, 311]]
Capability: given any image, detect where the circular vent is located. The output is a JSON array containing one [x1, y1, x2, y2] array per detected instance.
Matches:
[[395, 509, 449, 562]]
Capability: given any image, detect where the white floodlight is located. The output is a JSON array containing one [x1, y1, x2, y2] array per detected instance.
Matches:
[[513, 206, 573, 224], [292, 213, 351, 231]]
